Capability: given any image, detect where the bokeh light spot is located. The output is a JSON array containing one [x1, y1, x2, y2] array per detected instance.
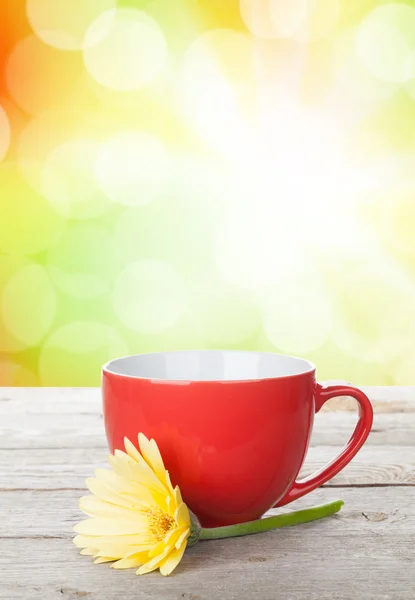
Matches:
[[180, 28, 254, 158], [0, 164, 66, 256], [240, 0, 303, 38], [214, 200, 303, 291], [27, 0, 116, 50], [95, 131, 169, 206], [189, 280, 261, 345], [39, 321, 128, 386], [293, 0, 340, 43], [47, 223, 116, 299], [333, 263, 415, 362], [240, 0, 339, 42], [0, 105, 11, 162], [42, 139, 112, 219], [6, 35, 92, 115], [112, 259, 186, 334], [114, 154, 229, 277], [357, 4, 415, 83], [2, 264, 57, 347], [83, 8, 168, 91], [329, 28, 398, 125], [262, 280, 332, 355]]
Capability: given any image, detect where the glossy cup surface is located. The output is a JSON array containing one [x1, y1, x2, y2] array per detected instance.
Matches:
[[102, 350, 319, 527]]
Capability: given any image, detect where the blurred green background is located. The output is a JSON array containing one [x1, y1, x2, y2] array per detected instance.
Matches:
[[1, 0, 415, 385]]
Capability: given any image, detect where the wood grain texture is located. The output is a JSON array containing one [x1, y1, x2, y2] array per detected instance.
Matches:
[[1, 488, 414, 600], [1, 386, 415, 600], [1, 486, 415, 538]]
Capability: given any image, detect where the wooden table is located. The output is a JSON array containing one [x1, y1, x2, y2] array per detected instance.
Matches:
[[1, 386, 414, 600]]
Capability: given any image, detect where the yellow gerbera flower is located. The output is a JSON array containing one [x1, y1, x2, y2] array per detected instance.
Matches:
[[73, 433, 192, 576]]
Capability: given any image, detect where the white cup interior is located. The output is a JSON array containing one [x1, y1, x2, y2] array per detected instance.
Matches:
[[103, 350, 315, 382]]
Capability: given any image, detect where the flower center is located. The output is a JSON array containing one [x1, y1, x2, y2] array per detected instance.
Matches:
[[145, 508, 175, 542]]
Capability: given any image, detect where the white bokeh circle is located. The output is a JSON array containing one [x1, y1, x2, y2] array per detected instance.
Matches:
[[39, 321, 129, 386], [189, 280, 261, 345], [214, 200, 302, 291], [329, 27, 398, 124], [240, 0, 304, 38], [357, 3, 415, 83], [42, 139, 112, 219], [0, 105, 11, 162], [26, 0, 116, 50], [262, 280, 332, 355], [95, 131, 169, 206], [180, 28, 253, 160], [47, 223, 116, 299], [294, 0, 339, 43], [112, 259, 186, 334], [333, 263, 415, 363], [240, 0, 339, 42], [2, 264, 57, 348], [83, 8, 168, 91]]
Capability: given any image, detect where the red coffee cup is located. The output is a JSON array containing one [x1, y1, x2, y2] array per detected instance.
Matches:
[[102, 350, 373, 527]]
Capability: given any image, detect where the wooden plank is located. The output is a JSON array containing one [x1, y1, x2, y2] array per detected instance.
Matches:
[[1, 486, 415, 538], [310, 412, 415, 446], [1, 445, 414, 490], [0, 387, 102, 414], [2, 388, 415, 449], [1, 487, 414, 600], [320, 383, 415, 412]]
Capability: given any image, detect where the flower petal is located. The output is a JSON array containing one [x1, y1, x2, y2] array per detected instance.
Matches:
[[94, 468, 152, 502], [109, 453, 168, 497], [147, 527, 185, 558], [93, 556, 115, 564], [74, 518, 147, 536], [174, 503, 191, 529], [173, 486, 183, 506], [94, 542, 150, 558], [136, 561, 162, 575], [175, 528, 190, 550], [164, 470, 175, 495], [79, 495, 149, 522], [124, 437, 142, 463], [73, 534, 96, 548], [74, 533, 152, 550], [159, 544, 186, 576], [86, 477, 136, 509], [136, 551, 168, 575], [111, 551, 149, 569], [138, 433, 167, 481], [80, 547, 96, 556]]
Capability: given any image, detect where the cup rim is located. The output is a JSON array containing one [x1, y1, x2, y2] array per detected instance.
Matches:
[[102, 349, 317, 383]]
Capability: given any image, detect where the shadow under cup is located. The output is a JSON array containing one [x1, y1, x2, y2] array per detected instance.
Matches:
[[102, 350, 373, 528]]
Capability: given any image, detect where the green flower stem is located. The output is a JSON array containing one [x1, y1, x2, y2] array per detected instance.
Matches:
[[199, 500, 344, 540]]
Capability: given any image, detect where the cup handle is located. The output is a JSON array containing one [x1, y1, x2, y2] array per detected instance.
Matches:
[[274, 383, 373, 507]]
